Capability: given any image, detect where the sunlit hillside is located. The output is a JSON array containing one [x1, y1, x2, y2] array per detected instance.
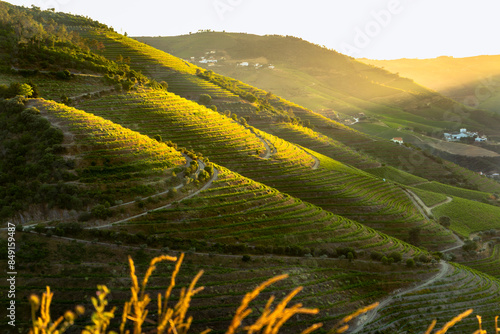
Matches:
[[0, 2, 499, 333]]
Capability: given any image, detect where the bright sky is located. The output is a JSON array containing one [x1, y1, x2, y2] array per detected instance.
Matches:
[[6, 0, 500, 59]]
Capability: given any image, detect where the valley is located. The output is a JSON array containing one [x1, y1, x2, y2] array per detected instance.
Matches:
[[0, 2, 499, 333]]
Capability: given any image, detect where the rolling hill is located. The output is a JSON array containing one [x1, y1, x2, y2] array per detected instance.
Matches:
[[0, 2, 500, 333], [359, 55, 500, 116], [138, 32, 500, 174]]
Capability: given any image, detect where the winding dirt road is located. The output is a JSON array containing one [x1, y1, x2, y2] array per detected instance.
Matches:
[[349, 261, 451, 333]]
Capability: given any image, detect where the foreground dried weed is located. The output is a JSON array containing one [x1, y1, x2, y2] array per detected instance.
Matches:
[[28, 253, 499, 334]]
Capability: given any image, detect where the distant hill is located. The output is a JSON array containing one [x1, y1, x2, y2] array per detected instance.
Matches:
[[2, 3, 500, 333], [136, 32, 500, 137], [359, 55, 500, 115]]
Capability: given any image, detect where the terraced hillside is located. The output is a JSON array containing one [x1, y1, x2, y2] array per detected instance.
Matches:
[[1, 4, 499, 333], [117, 166, 424, 257], [75, 88, 456, 250], [82, 28, 500, 196], [260, 123, 381, 170], [361, 263, 500, 334], [20, 99, 188, 222], [9, 232, 432, 333]]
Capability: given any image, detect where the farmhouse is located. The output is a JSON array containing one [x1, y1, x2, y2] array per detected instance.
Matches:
[[443, 128, 483, 142], [391, 137, 403, 144]]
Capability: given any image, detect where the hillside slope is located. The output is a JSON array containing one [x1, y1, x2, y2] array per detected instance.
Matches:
[[360, 55, 500, 117], [136, 32, 500, 136]]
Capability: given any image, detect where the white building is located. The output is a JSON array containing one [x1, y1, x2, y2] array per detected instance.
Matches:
[[391, 137, 404, 144], [475, 136, 487, 142], [238, 62, 249, 67]]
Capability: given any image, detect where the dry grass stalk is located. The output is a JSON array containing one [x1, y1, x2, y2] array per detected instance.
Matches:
[[434, 309, 473, 334], [82, 285, 116, 334], [472, 315, 487, 334], [327, 302, 379, 334], [424, 319, 437, 334], [29, 286, 83, 334], [121, 254, 178, 334], [241, 285, 320, 334], [226, 274, 289, 334]]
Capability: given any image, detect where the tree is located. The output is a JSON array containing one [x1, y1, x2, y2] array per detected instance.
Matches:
[[198, 94, 212, 105], [406, 258, 415, 268], [17, 83, 33, 97], [462, 240, 477, 252], [389, 251, 402, 263], [439, 216, 451, 228]]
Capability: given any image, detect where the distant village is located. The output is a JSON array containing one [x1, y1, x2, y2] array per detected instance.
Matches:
[[185, 50, 275, 69], [443, 128, 487, 142]]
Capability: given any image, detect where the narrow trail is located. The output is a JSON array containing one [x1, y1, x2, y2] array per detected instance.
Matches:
[[105, 154, 194, 211], [248, 127, 273, 159], [403, 189, 463, 251], [69, 87, 115, 100], [349, 261, 451, 333], [90, 167, 218, 229], [403, 189, 452, 219], [308, 151, 320, 170], [348, 189, 462, 333]]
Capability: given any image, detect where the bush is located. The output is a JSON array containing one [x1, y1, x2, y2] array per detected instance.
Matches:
[[370, 251, 384, 261], [388, 251, 402, 263], [242, 254, 251, 262], [406, 258, 415, 268], [198, 94, 212, 105], [91, 204, 112, 219]]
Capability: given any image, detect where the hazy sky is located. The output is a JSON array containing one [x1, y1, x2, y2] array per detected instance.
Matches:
[[6, 0, 500, 59]]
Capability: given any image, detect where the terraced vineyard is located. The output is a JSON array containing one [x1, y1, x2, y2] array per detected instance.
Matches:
[[366, 166, 428, 186], [31, 99, 187, 202], [166, 73, 240, 101], [117, 166, 424, 257], [0, 72, 113, 101], [75, 88, 457, 250], [462, 244, 500, 279], [12, 232, 429, 333], [362, 263, 500, 334], [82, 30, 199, 76], [431, 196, 500, 237], [261, 123, 381, 170], [415, 181, 494, 203], [410, 187, 448, 207]]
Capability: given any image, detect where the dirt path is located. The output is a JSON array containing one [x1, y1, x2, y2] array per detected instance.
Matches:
[[69, 87, 115, 100], [403, 189, 452, 219], [248, 127, 273, 159], [308, 152, 320, 170], [90, 167, 218, 229], [349, 261, 451, 333], [106, 154, 194, 211]]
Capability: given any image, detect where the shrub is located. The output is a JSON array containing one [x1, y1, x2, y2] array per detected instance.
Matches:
[[242, 254, 251, 262], [198, 94, 212, 105], [388, 251, 402, 263], [370, 251, 384, 261], [91, 204, 112, 219], [406, 258, 415, 268]]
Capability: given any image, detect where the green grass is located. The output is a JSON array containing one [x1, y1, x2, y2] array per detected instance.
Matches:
[[415, 181, 492, 203], [432, 196, 500, 237], [366, 166, 428, 186], [410, 187, 448, 207]]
